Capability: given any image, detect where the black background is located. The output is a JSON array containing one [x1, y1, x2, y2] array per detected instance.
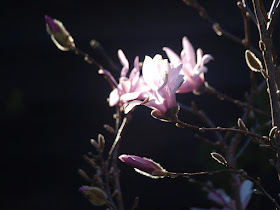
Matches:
[[2, 0, 280, 209]]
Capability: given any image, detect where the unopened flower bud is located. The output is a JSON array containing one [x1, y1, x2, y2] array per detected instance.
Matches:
[[90, 139, 99, 149], [79, 186, 108, 206], [98, 134, 105, 152], [45, 15, 75, 51], [118, 154, 167, 178]]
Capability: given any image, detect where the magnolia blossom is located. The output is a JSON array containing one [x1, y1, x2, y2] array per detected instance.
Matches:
[[118, 154, 167, 178], [191, 180, 253, 210], [163, 36, 213, 93], [122, 54, 184, 121], [99, 50, 148, 110]]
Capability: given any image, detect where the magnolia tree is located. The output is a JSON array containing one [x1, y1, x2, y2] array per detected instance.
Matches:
[[45, 0, 280, 209]]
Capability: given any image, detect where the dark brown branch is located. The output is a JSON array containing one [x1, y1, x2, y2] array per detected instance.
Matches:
[[205, 83, 270, 117], [176, 120, 271, 146], [179, 102, 224, 142], [73, 47, 103, 69], [252, 0, 280, 176], [226, 164, 280, 209], [167, 169, 236, 178], [182, 0, 261, 57]]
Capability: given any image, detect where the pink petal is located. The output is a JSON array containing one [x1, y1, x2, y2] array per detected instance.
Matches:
[[118, 49, 129, 77], [120, 78, 131, 93], [162, 47, 181, 66], [109, 88, 120, 107], [167, 64, 184, 93], [202, 54, 213, 65], [181, 36, 196, 67], [142, 55, 166, 90], [124, 100, 143, 114], [196, 48, 203, 65], [120, 91, 143, 101]]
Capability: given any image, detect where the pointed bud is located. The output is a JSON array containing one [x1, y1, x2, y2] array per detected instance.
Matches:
[[90, 139, 99, 149], [212, 23, 222, 36], [245, 50, 263, 72], [98, 134, 105, 153], [237, 118, 248, 131], [103, 124, 115, 133], [210, 152, 227, 165], [118, 154, 167, 178], [45, 15, 75, 51], [78, 169, 92, 182], [132, 197, 139, 210], [79, 186, 108, 206]]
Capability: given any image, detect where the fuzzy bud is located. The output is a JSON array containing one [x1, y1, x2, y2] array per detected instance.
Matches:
[[79, 186, 108, 206], [119, 154, 167, 178], [98, 134, 105, 152], [45, 15, 75, 51]]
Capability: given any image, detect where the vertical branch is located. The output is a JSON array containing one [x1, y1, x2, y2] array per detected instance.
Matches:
[[252, 0, 280, 176], [111, 106, 125, 210]]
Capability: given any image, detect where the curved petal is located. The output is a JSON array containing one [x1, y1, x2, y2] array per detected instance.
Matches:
[[176, 78, 197, 93], [120, 91, 144, 101], [167, 64, 184, 93], [162, 47, 181, 66], [124, 100, 143, 114], [196, 48, 203, 66], [109, 88, 120, 107], [202, 54, 213, 65], [142, 55, 166, 90], [118, 49, 129, 77], [181, 36, 196, 67]]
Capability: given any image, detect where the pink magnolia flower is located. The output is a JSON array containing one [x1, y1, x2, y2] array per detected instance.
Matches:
[[118, 154, 167, 178], [191, 180, 253, 210], [122, 54, 184, 121], [163, 36, 213, 93], [99, 50, 148, 110]]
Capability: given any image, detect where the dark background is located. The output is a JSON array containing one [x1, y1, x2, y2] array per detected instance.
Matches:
[[2, 0, 280, 209]]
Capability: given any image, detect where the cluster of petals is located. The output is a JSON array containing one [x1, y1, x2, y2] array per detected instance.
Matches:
[[191, 180, 253, 210], [100, 37, 212, 118], [99, 50, 148, 109], [163, 36, 213, 93], [121, 54, 184, 117]]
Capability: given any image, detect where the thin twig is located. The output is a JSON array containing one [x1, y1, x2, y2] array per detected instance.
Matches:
[[74, 47, 103, 69], [182, 0, 261, 57], [178, 102, 224, 142], [167, 169, 236, 178], [176, 120, 268, 142], [205, 83, 270, 117], [226, 164, 280, 209], [109, 117, 128, 157]]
